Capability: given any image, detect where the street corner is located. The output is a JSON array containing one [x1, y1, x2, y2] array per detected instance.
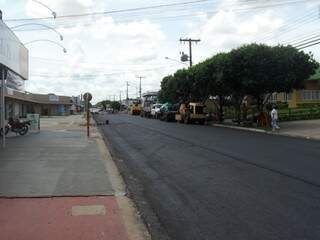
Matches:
[[0, 196, 130, 240]]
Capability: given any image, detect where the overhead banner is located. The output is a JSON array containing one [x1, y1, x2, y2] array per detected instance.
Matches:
[[0, 20, 29, 80]]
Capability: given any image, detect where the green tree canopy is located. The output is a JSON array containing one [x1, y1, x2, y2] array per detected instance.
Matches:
[[158, 43, 319, 120]]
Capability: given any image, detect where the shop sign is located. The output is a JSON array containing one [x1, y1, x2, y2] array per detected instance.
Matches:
[[49, 94, 59, 102]]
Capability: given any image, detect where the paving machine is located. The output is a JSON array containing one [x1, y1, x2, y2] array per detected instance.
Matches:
[[130, 100, 142, 115], [140, 91, 158, 118]]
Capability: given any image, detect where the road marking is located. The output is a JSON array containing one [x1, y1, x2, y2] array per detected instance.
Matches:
[[71, 205, 106, 216]]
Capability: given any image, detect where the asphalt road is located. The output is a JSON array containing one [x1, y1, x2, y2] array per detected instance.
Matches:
[[95, 113, 320, 240]]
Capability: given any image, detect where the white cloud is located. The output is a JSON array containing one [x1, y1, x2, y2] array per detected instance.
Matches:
[[189, 8, 284, 59], [26, 0, 310, 104], [25, 0, 102, 17], [26, 14, 173, 103]]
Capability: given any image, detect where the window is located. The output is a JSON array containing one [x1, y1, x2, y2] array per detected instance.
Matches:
[[270, 93, 277, 103], [284, 93, 292, 102], [302, 90, 320, 100], [195, 106, 204, 114]]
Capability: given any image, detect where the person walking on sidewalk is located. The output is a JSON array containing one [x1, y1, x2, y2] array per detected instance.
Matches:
[[271, 106, 280, 131]]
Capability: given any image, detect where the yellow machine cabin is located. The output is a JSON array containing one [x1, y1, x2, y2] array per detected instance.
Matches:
[[130, 101, 142, 115], [175, 102, 206, 124]]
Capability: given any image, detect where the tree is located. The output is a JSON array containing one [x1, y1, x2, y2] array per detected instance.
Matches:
[[173, 68, 193, 102], [110, 101, 121, 111], [95, 100, 109, 110], [228, 43, 318, 125], [95, 100, 121, 111], [158, 75, 178, 103], [204, 53, 232, 122], [189, 59, 211, 102], [158, 43, 318, 126]]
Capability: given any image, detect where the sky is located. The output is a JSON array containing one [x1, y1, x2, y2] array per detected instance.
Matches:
[[1, 0, 320, 103]]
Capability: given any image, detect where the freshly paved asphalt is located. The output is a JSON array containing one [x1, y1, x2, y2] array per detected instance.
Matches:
[[96, 113, 320, 240]]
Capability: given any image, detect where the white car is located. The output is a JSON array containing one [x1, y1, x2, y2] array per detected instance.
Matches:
[[151, 104, 162, 119]]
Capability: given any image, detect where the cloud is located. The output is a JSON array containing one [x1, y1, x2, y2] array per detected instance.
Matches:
[[24, 0, 294, 103], [189, 8, 284, 59], [25, 0, 103, 17], [26, 16, 173, 103]]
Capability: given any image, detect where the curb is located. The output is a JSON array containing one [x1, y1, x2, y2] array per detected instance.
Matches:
[[91, 120, 152, 240], [212, 123, 319, 141], [212, 123, 267, 133], [93, 116, 170, 240], [265, 132, 320, 141]]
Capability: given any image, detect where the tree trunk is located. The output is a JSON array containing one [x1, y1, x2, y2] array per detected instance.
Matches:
[[233, 95, 243, 125], [218, 95, 224, 123], [236, 102, 241, 125], [257, 94, 272, 128]]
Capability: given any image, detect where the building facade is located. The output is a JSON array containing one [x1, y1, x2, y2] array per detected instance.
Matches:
[[272, 69, 320, 108], [3, 88, 73, 119]]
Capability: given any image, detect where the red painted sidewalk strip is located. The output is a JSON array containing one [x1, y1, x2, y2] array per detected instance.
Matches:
[[0, 197, 129, 240]]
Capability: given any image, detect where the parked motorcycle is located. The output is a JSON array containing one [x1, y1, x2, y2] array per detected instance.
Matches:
[[0, 118, 31, 136]]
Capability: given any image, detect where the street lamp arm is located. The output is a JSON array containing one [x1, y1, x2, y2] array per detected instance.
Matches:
[[11, 23, 63, 41], [32, 0, 57, 18], [24, 39, 67, 53]]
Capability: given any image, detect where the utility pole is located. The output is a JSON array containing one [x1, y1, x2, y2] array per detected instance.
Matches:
[[1, 66, 6, 148], [179, 38, 200, 67], [126, 81, 129, 100], [136, 76, 145, 99]]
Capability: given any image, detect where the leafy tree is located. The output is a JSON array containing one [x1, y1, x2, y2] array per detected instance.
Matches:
[[110, 101, 121, 111], [189, 59, 211, 102], [230, 44, 318, 111], [228, 43, 318, 125], [95, 100, 109, 110], [158, 43, 318, 126], [158, 75, 178, 103], [205, 53, 232, 122], [173, 68, 193, 102], [95, 100, 121, 111]]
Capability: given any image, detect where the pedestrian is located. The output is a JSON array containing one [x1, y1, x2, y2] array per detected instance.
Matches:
[[270, 105, 280, 131]]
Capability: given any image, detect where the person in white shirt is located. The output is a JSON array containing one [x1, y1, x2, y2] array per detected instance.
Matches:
[[270, 106, 280, 131]]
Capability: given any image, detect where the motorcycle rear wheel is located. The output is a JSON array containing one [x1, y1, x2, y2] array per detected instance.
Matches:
[[18, 126, 29, 136]]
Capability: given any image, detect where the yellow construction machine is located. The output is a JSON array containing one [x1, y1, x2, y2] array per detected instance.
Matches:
[[175, 102, 206, 124], [130, 101, 142, 115]]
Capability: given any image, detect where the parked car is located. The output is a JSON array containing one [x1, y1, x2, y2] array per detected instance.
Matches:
[[159, 103, 179, 122], [151, 103, 163, 119]]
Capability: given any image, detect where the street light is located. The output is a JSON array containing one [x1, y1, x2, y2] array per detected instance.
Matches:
[[165, 56, 188, 66], [11, 23, 64, 41], [31, 0, 57, 19], [24, 39, 67, 53]]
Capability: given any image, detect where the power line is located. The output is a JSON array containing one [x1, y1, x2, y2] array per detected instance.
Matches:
[[259, 11, 318, 42], [5, 0, 217, 21], [30, 56, 173, 67], [298, 40, 320, 49], [292, 34, 320, 46], [294, 37, 320, 48], [5, 0, 316, 24], [284, 31, 320, 45], [29, 64, 179, 78]]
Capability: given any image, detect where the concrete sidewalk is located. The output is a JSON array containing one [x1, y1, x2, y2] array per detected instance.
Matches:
[[0, 115, 149, 240], [277, 119, 320, 140], [213, 119, 320, 140]]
